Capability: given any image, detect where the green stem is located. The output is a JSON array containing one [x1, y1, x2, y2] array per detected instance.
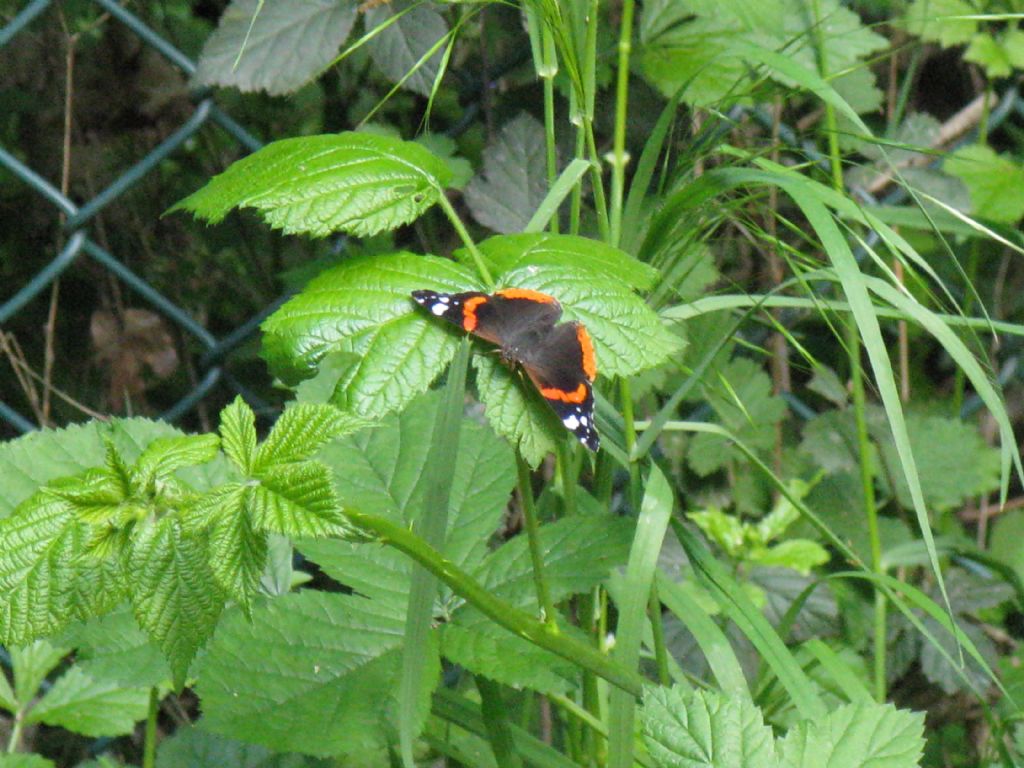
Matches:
[[436, 194, 494, 287], [620, 377, 641, 511], [6, 712, 22, 753], [142, 686, 159, 768], [517, 454, 559, 629], [540, 24, 559, 234], [648, 583, 671, 687], [344, 508, 646, 696], [477, 676, 524, 768], [608, 0, 635, 247]]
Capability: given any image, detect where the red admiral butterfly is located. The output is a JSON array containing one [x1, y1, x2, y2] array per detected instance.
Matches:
[[412, 288, 599, 451]]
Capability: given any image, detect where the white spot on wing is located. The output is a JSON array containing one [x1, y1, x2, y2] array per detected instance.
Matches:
[[563, 414, 580, 430], [431, 304, 447, 316], [579, 415, 588, 426]]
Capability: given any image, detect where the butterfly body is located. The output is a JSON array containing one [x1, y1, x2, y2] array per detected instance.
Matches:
[[411, 288, 599, 451]]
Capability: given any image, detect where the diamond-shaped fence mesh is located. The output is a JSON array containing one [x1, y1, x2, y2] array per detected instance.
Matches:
[[1, 1, 1020, 437]]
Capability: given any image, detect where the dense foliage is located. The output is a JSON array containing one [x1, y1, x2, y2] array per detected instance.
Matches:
[[2, 1, 1024, 767]]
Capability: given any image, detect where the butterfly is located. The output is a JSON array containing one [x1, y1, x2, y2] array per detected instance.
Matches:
[[411, 288, 599, 451]]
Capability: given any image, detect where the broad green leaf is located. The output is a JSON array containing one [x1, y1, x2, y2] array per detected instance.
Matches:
[[210, 494, 268, 612], [688, 508, 745, 556], [134, 434, 221, 487], [249, 461, 346, 537], [63, 607, 170, 689], [0, 419, 182, 518], [498, 264, 682, 377], [642, 686, 776, 768], [778, 702, 924, 768], [945, 144, 1024, 223], [196, 592, 438, 757], [463, 114, 554, 234], [254, 403, 364, 471], [903, 0, 978, 46], [172, 133, 453, 237], [194, 0, 357, 96], [365, 0, 448, 97], [475, 516, 635, 607], [473, 354, 562, 466], [11, 640, 69, 707], [260, 252, 475, 394], [966, 32, 1015, 76], [748, 540, 829, 574], [0, 669, 15, 713], [157, 725, 330, 768], [474, 232, 659, 290], [0, 755, 54, 768], [28, 665, 149, 737], [0, 496, 88, 645], [219, 396, 257, 474], [128, 517, 224, 688]]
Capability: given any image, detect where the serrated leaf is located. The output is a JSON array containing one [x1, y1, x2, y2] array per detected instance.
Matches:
[[749, 540, 829, 574], [250, 462, 346, 537], [194, 0, 357, 96], [219, 396, 257, 474], [778, 702, 924, 768], [196, 592, 438, 757], [463, 114, 550, 234], [157, 726, 329, 768], [472, 232, 659, 291], [498, 264, 681, 378], [128, 517, 224, 688], [173, 133, 453, 237], [255, 404, 363, 471], [0, 669, 15, 712], [135, 434, 221, 487], [63, 607, 170, 689], [260, 252, 476, 399], [945, 143, 1024, 223], [11, 640, 69, 707], [0, 495, 86, 645], [473, 354, 561, 466], [964, 32, 1014, 78], [210, 494, 268, 612], [903, 0, 977, 46], [365, 0, 448, 97], [642, 686, 777, 768], [0, 755, 54, 768], [28, 664, 149, 737], [475, 516, 634, 608]]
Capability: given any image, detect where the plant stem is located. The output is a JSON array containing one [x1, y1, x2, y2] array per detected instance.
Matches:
[[609, 0, 635, 247], [142, 686, 159, 768], [648, 583, 671, 686], [517, 454, 559, 629], [344, 508, 646, 696], [436, 194, 494, 287], [6, 712, 22, 753]]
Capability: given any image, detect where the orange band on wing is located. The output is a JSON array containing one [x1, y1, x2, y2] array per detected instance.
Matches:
[[495, 288, 557, 303], [540, 382, 589, 404], [462, 295, 488, 331], [577, 325, 597, 381]]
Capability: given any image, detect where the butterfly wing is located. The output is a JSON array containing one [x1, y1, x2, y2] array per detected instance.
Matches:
[[519, 321, 599, 451], [411, 289, 562, 346]]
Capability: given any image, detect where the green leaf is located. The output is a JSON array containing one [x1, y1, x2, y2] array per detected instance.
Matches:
[[172, 133, 453, 237], [28, 664, 149, 737], [250, 461, 346, 537], [134, 434, 221, 488], [749, 540, 829, 574], [0, 755, 55, 768], [11, 640, 69, 707], [0, 668, 15, 713], [945, 144, 1024, 224], [196, 592, 438, 757], [0, 496, 87, 645], [63, 607, 170, 689], [157, 726, 330, 768], [260, 252, 475, 392], [497, 264, 681, 378], [254, 404, 363, 472], [463, 113, 548, 234], [474, 232, 659, 291], [219, 396, 257, 475], [903, 0, 978, 46], [688, 508, 745, 557], [365, 0, 448, 97], [778, 702, 924, 768], [128, 516, 224, 688], [964, 32, 1014, 78], [194, 0, 357, 96], [642, 686, 777, 768], [473, 354, 562, 466], [210, 494, 268, 613]]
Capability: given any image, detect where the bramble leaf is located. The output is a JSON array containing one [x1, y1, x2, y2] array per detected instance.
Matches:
[[172, 133, 453, 238], [365, 0, 448, 97], [134, 434, 221, 489], [945, 144, 1024, 224], [902, 0, 977, 46], [219, 396, 257, 475], [194, 0, 357, 96], [127, 516, 224, 689], [157, 725, 329, 767], [463, 115, 550, 234], [260, 252, 476, 398], [254, 404, 363, 472], [28, 664, 149, 737], [249, 462, 346, 538], [209, 491, 268, 614]]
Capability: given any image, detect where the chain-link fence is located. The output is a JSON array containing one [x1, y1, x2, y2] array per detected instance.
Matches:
[[2, 1, 1020, 437]]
